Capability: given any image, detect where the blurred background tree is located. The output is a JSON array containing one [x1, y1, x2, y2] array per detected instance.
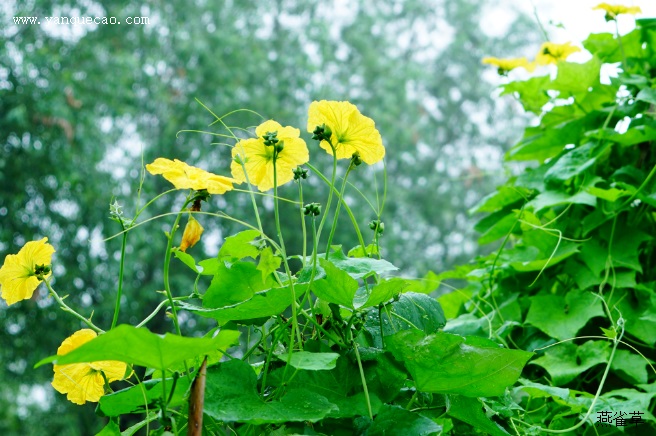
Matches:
[[0, 0, 539, 433]]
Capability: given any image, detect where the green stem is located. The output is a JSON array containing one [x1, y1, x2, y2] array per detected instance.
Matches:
[[325, 164, 354, 257], [163, 201, 192, 335], [272, 156, 302, 359], [298, 181, 307, 268], [306, 162, 367, 255], [238, 154, 265, 236], [315, 143, 338, 253], [350, 329, 373, 419], [44, 280, 103, 333], [110, 227, 128, 330]]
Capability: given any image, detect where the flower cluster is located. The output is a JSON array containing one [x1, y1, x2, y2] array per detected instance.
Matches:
[[148, 101, 384, 194]]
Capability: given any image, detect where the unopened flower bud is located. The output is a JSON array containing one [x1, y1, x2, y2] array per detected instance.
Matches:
[[180, 215, 204, 252], [351, 151, 362, 167], [311, 124, 332, 142], [368, 219, 384, 234], [263, 131, 279, 146], [274, 140, 285, 153], [293, 166, 309, 181], [303, 202, 322, 217]]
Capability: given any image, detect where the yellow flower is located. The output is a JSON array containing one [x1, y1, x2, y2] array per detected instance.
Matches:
[[593, 3, 641, 20], [52, 329, 127, 405], [180, 215, 204, 252], [307, 100, 385, 165], [231, 120, 309, 192], [0, 237, 55, 306], [535, 42, 581, 65], [145, 158, 236, 194], [482, 57, 536, 73]]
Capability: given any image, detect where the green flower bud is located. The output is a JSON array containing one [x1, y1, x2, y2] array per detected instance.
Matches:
[[274, 140, 285, 153], [293, 166, 308, 181], [311, 124, 332, 142], [263, 131, 279, 146], [303, 202, 322, 216], [368, 219, 384, 234], [351, 151, 362, 167]]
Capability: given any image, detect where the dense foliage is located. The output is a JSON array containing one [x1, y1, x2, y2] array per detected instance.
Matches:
[[442, 14, 656, 435]]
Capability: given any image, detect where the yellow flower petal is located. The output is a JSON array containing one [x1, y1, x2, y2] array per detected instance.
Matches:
[[146, 158, 236, 194], [307, 100, 385, 165], [482, 56, 534, 73], [180, 215, 204, 252], [0, 237, 55, 306], [231, 120, 309, 192], [593, 3, 641, 18], [535, 42, 581, 65], [52, 329, 127, 405]]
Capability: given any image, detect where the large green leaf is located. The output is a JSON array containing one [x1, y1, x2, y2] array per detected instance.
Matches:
[[368, 405, 441, 436], [583, 30, 643, 62], [525, 289, 605, 340], [326, 246, 398, 278], [218, 229, 262, 261], [363, 293, 446, 347], [447, 395, 510, 436], [180, 284, 299, 324], [35, 325, 227, 370], [386, 329, 533, 397], [204, 360, 337, 424], [284, 351, 340, 371], [203, 261, 277, 308], [544, 142, 609, 184], [356, 277, 412, 309], [312, 258, 359, 308], [500, 75, 551, 114], [550, 57, 601, 96], [530, 340, 611, 385]]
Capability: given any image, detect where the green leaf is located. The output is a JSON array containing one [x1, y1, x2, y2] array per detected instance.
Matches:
[[505, 242, 579, 272], [544, 142, 608, 184], [611, 349, 650, 384], [368, 405, 441, 436], [357, 277, 411, 309], [438, 290, 472, 320], [203, 261, 277, 308], [327, 246, 398, 278], [283, 351, 340, 371], [268, 356, 384, 418], [386, 329, 533, 397], [364, 293, 446, 347], [218, 229, 261, 261], [526, 186, 597, 212], [518, 380, 571, 403], [587, 124, 656, 146], [256, 247, 281, 282], [95, 419, 121, 436], [173, 249, 201, 273], [472, 185, 529, 214], [204, 360, 338, 424], [478, 213, 518, 245], [586, 186, 631, 202], [347, 244, 380, 258], [525, 289, 605, 340], [507, 118, 586, 162], [181, 284, 298, 324], [583, 30, 643, 63], [98, 376, 192, 417], [35, 325, 225, 370], [500, 75, 551, 114], [530, 340, 611, 385], [447, 395, 510, 436], [312, 258, 359, 308], [608, 288, 656, 344], [636, 88, 656, 105], [550, 57, 601, 96]]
